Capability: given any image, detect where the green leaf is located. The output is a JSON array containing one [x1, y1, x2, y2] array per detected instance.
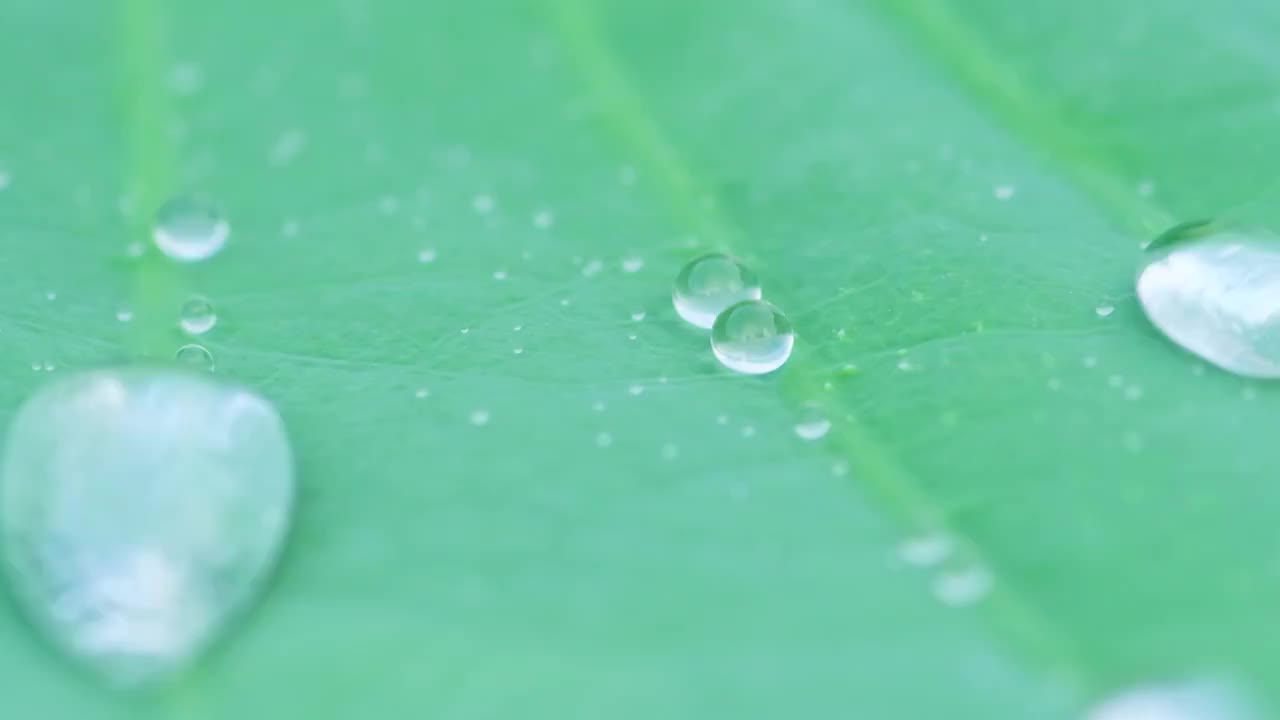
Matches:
[[1, 0, 1278, 716]]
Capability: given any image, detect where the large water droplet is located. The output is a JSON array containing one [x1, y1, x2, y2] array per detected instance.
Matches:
[[1137, 221, 1280, 378], [1088, 680, 1261, 720], [152, 196, 228, 262], [711, 300, 794, 374], [179, 297, 217, 335], [672, 254, 762, 329], [0, 369, 294, 684]]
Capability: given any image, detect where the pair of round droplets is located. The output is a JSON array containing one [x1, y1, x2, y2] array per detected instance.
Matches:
[[672, 254, 794, 374]]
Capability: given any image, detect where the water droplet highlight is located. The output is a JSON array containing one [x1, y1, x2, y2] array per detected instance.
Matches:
[[793, 405, 831, 441], [1096, 304, 1115, 317], [933, 565, 992, 607], [1137, 222, 1280, 378], [152, 196, 228, 262], [179, 297, 217, 335], [174, 344, 214, 372], [711, 300, 794, 374], [0, 369, 294, 684], [672, 254, 762, 329]]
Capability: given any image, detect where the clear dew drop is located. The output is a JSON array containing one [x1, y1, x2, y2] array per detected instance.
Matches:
[[1137, 221, 1280, 378], [152, 196, 229, 263], [793, 404, 831, 441], [621, 256, 644, 273], [897, 532, 953, 567], [179, 297, 217, 335], [631, 311, 646, 322], [1096, 304, 1116, 317], [417, 248, 437, 264], [468, 409, 490, 426], [0, 369, 294, 684], [711, 300, 794, 375], [672, 254, 762, 329], [1088, 680, 1261, 720], [932, 565, 993, 607], [594, 432, 613, 448], [174, 344, 214, 372], [116, 309, 134, 323]]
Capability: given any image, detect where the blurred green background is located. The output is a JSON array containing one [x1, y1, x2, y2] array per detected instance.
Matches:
[[1, 0, 1279, 717]]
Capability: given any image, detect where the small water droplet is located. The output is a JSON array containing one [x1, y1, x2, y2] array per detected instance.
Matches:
[[711, 300, 794, 375], [1096, 304, 1116, 317], [621, 256, 644, 273], [897, 532, 953, 567], [896, 357, 917, 372], [627, 384, 644, 396], [0, 171, 11, 191], [42, 361, 56, 372], [512, 347, 524, 355], [1083, 355, 1098, 368], [1137, 222, 1280, 378], [715, 414, 729, 425], [45, 291, 57, 302], [740, 425, 756, 438], [493, 269, 508, 281], [268, 129, 307, 167], [993, 184, 1016, 200], [793, 405, 831, 441], [594, 432, 613, 448], [559, 298, 571, 307], [469, 409, 490, 426], [152, 196, 228, 262], [179, 297, 217, 335], [1047, 377, 1063, 391], [1137, 179, 1156, 198], [281, 219, 300, 237], [592, 401, 606, 412], [581, 259, 604, 277], [627, 334, 637, 341], [417, 248, 437, 264], [377, 196, 400, 215], [0, 369, 293, 684], [472, 194, 495, 214], [116, 310, 134, 323], [174, 344, 214, 372], [167, 62, 204, 96], [1124, 385, 1143, 400], [830, 461, 849, 477], [631, 311, 646, 322], [414, 388, 429, 399], [532, 209, 555, 229], [672, 254, 762, 329], [933, 565, 992, 606]]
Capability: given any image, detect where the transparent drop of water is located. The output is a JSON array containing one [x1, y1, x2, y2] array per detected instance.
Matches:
[[1088, 680, 1261, 720], [793, 404, 831, 441], [0, 369, 294, 685], [179, 297, 217, 335], [175, 344, 215, 372], [672, 253, 762, 329], [711, 300, 794, 374], [1137, 221, 1280, 378], [152, 196, 229, 262]]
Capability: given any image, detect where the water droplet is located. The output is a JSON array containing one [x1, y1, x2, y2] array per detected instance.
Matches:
[[631, 311, 646, 322], [1047, 377, 1063, 391], [532, 209, 555, 229], [116, 310, 134, 323], [492, 270, 508, 281], [1137, 222, 1280, 378], [581, 259, 604, 277], [0, 171, 11, 191], [417, 248, 437, 264], [1083, 355, 1099, 368], [1088, 680, 1261, 720], [993, 184, 1016, 200], [660, 442, 679, 460], [152, 196, 228, 262], [0, 369, 293, 684], [167, 62, 204, 96], [715, 414, 729, 425], [897, 532, 953, 567], [591, 401, 606, 412], [933, 565, 992, 606], [627, 384, 644, 396], [179, 297, 216, 335], [268, 129, 307, 167], [472, 194, 494, 214], [1096, 304, 1116, 317], [281, 219, 300, 237], [1137, 179, 1156, 198], [45, 291, 57, 302], [830, 461, 849, 477], [710, 300, 793, 375], [1124, 385, 1143, 400], [672, 254, 762, 329], [512, 347, 524, 355], [414, 388, 429, 399], [740, 425, 756, 438], [793, 405, 831, 441], [42, 361, 56, 372], [621, 256, 644, 273], [174, 344, 214, 372], [594, 432, 613, 448], [469, 409, 490, 426]]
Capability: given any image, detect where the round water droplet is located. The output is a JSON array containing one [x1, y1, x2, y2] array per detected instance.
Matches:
[[175, 344, 214, 372], [0, 369, 294, 684], [672, 254, 762, 329], [1088, 680, 1261, 720], [793, 404, 831, 441], [1137, 222, 1280, 378], [711, 300, 794, 374], [152, 196, 229, 262], [179, 297, 217, 335]]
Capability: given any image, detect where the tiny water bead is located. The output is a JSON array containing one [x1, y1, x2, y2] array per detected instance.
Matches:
[[711, 300, 794, 375], [1137, 222, 1280, 378], [793, 404, 831, 441], [152, 196, 229, 262], [672, 253, 762, 329], [175, 344, 215, 372], [0, 369, 294, 684], [179, 297, 217, 335]]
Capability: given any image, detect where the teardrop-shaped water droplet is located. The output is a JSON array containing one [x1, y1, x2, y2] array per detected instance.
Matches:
[[152, 196, 228, 262], [179, 297, 217, 335], [793, 404, 831, 441], [1137, 222, 1280, 378], [0, 369, 294, 684], [175, 344, 215, 372], [711, 300, 794, 374], [672, 254, 762, 329]]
